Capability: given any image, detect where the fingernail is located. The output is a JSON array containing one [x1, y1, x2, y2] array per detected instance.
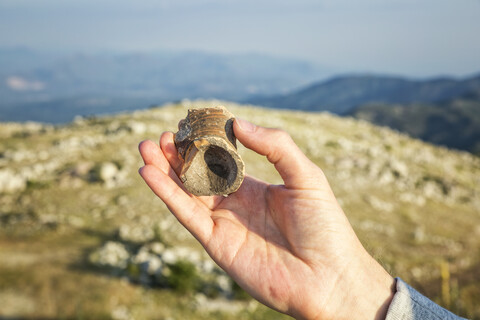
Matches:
[[235, 118, 256, 133], [138, 166, 144, 175]]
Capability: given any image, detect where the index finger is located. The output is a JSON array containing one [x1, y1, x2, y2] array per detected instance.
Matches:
[[139, 164, 214, 245]]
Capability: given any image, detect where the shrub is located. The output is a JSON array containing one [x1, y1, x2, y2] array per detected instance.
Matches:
[[166, 260, 200, 294]]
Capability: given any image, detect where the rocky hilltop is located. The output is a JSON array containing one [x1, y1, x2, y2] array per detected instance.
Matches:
[[0, 101, 479, 319]]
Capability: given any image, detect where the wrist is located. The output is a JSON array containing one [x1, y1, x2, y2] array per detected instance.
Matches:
[[324, 252, 396, 320]]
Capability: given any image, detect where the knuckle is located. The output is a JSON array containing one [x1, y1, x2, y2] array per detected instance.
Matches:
[[265, 129, 294, 163], [271, 128, 292, 143]]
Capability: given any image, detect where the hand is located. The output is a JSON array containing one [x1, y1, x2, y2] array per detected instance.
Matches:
[[138, 118, 395, 319]]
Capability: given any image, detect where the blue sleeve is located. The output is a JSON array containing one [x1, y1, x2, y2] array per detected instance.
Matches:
[[386, 278, 467, 320]]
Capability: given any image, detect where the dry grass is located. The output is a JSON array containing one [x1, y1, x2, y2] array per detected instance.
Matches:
[[0, 100, 479, 319]]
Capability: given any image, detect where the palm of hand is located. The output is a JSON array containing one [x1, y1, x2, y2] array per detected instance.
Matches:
[[139, 124, 393, 320], [206, 176, 356, 317]]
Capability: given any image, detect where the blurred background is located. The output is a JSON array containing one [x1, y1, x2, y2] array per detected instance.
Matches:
[[1, 0, 480, 319]]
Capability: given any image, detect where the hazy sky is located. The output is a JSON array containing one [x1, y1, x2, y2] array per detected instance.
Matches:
[[1, 0, 480, 77]]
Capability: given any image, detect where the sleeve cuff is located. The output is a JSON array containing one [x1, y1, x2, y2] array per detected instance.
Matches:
[[386, 277, 467, 320]]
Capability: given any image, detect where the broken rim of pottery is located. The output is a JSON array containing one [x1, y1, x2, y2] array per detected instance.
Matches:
[[174, 106, 245, 196]]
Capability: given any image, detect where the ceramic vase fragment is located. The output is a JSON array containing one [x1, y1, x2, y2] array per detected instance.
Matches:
[[174, 106, 245, 196]]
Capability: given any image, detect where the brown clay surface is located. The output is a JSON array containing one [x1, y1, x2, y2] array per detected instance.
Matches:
[[174, 106, 245, 196]]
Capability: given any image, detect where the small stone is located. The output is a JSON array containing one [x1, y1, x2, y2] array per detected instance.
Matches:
[[100, 162, 119, 182], [89, 241, 130, 269], [0, 169, 27, 193], [118, 224, 155, 243]]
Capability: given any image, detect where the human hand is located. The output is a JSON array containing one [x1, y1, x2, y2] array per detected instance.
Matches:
[[138, 118, 395, 319]]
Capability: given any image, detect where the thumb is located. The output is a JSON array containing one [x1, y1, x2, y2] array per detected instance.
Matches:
[[234, 118, 322, 189]]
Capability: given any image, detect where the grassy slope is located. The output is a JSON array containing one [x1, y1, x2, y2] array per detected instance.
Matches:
[[0, 100, 479, 319]]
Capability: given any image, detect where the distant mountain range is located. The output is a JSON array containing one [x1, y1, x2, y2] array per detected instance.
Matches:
[[248, 74, 480, 114], [0, 47, 329, 123], [1, 47, 479, 155], [248, 74, 480, 155]]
